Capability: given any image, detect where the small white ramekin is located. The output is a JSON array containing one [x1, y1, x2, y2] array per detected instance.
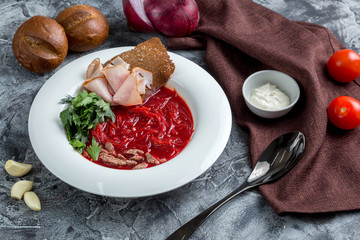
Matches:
[[242, 70, 300, 118]]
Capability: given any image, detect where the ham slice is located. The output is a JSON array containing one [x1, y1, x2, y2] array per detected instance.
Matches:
[[84, 58, 113, 103], [131, 67, 153, 95], [137, 76, 145, 95], [84, 58, 154, 107], [112, 73, 142, 106], [132, 67, 153, 90], [110, 56, 130, 70], [103, 64, 131, 93], [83, 77, 113, 103], [86, 58, 104, 79]]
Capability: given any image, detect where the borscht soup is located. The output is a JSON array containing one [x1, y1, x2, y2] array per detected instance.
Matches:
[[83, 86, 194, 169]]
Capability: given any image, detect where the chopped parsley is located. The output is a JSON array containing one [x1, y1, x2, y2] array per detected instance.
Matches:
[[59, 90, 114, 154], [86, 137, 102, 161]]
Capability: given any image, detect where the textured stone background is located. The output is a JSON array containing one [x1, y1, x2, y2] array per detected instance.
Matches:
[[1, 0, 360, 239]]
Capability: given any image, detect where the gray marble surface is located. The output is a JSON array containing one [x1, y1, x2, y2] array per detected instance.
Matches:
[[1, 0, 360, 239]]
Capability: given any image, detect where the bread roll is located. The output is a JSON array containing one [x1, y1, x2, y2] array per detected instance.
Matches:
[[56, 5, 109, 52], [12, 16, 68, 74]]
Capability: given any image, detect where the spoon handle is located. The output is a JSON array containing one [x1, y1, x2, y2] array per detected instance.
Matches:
[[166, 181, 253, 240]]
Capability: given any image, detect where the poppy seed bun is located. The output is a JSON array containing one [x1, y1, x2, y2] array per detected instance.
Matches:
[[56, 5, 109, 52], [12, 16, 68, 74]]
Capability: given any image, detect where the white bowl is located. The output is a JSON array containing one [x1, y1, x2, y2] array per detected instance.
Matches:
[[242, 70, 300, 118], [28, 47, 232, 197]]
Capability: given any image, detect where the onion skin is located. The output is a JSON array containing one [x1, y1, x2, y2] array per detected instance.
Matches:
[[144, 0, 200, 37], [122, 0, 157, 33]]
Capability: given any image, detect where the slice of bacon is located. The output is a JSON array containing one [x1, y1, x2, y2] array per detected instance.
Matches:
[[83, 77, 113, 103], [112, 73, 142, 106]]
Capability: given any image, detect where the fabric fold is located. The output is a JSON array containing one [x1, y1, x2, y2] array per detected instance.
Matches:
[[167, 0, 360, 214]]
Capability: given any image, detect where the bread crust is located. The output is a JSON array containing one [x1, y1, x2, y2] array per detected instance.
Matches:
[[12, 15, 68, 74], [56, 4, 109, 52], [106, 38, 175, 97]]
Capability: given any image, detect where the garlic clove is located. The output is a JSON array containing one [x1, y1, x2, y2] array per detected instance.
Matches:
[[11, 180, 33, 200], [5, 160, 32, 177], [24, 191, 41, 211]]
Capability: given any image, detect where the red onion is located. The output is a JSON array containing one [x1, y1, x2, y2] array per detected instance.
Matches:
[[144, 0, 200, 37], [122, 0, 157, 32]]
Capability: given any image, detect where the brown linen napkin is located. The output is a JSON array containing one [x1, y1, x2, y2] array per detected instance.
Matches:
[[167, 0, 360, 214]]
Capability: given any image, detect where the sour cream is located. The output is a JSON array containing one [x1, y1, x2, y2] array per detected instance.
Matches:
[[249, 83, 290, 110]]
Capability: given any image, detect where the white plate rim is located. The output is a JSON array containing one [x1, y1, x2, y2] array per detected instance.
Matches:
[[28, 47, 232, 198]]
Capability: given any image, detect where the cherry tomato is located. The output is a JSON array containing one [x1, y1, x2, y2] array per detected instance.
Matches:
[[327, 96, 360, 130], [327, 49, 360, 83]]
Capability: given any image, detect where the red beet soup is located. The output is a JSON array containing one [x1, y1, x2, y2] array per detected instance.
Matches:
[[83, 86, 194, 169]]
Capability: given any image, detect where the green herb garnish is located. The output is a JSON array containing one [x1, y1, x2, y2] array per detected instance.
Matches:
[[59, 90, 115, 153], [86, 137, 102, 161]]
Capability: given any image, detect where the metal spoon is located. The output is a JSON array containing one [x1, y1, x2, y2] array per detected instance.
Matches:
[[166, 131, 305, 240]]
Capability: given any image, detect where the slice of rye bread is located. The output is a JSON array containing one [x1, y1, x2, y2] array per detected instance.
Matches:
[[106, 37, 175, 96]]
